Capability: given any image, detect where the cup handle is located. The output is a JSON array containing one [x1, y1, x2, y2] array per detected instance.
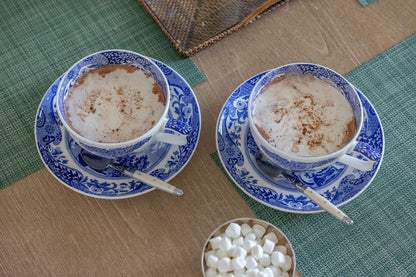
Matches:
[[338, 141, 381, 171], [154, 118, 192, 145]]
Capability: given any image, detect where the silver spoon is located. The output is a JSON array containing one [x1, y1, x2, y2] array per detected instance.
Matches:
[[254, 152, 353, 226], [80, 150, 184, 197]]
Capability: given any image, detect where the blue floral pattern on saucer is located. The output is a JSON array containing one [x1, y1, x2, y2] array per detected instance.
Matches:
[[216, 72, 384, 213], [35, 59, 200, 199]]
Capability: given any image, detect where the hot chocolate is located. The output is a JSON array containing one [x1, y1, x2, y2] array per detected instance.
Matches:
[[252, 73, 355, 156], [64, 64, 165, 143]]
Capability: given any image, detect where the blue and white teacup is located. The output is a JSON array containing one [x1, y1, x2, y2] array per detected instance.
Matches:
[[248, 63, 380, 172], [55, 49, 191, 159]]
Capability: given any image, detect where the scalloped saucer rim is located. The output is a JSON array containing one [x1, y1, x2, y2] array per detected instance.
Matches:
[[35, 59, 201, 199], [215, 71, 384, 213]]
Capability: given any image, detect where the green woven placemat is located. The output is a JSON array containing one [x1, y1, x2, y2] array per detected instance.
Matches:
[[0, 0, 205, 189], [212, 34, 416, 276]]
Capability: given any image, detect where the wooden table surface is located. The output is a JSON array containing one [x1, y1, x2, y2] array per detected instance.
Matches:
[[1, 0, 415, 276]]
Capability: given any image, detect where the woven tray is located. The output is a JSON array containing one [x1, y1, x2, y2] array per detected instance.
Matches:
[[138, 0, 290, 57]]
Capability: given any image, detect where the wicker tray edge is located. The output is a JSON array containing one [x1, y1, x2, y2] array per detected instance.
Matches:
[[138, 0, 290, 57]]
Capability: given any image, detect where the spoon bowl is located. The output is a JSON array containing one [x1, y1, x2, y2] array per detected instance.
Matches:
[[81, 151, 112, 170]]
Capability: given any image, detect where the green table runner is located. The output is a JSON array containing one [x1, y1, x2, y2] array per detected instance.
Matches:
[[213, 33, 416, 276], [0, 0, 205, 189]]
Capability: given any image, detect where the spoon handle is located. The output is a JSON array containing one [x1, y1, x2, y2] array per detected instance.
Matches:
[[283, 173, 354, 226], [111, 164, 184, 197]]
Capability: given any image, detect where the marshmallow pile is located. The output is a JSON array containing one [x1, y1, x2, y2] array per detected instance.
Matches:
[[204, 222, 293, 277]]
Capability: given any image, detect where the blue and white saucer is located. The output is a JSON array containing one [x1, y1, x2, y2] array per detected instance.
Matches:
[[35, 59, 201, 199], [216, 72, 384, 213]]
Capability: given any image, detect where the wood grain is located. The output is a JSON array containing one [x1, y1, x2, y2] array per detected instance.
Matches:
[[1, 0, 415, 275]]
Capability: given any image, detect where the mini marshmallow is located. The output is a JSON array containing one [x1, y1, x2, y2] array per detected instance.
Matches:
[[205, 249, 216, 261], [227, 245, 237, 257], [231, 257, 246, 271], [259, 254, 271, 267], [256, 238, 263, 246], [242, 239, 257, 251], [241, 223, 253, 236], [215, 249, 228, 259], [257, 271, 268, 277], [268, 265, 282, 277], [218, 257, 233, 273], [251, 244, 264, 260], [246, 268, 259, 277], [262, 239, 276, 254], [245, 232, 257, 241], [231, 246, 247, 259], [219, 237, 233, 251], [225, 223, 242, 238], [233, 236, 244, 246], [271, 251, 286, 267], [210, 236, 222, 250], [261, 268, 274, 277], [252, 224, 266, 239], [281, 255, 292, 272], [206, 254, 219, 268], [245, 256, 258, 269], [233, 269, 246, 277], [205, 267, 217, 277], [275, 245, 287, 255], [263, 232, 278, 244]]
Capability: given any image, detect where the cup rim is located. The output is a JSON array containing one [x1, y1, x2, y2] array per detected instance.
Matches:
[[55, 49, 170, 148], [248, 62, 364, 161]]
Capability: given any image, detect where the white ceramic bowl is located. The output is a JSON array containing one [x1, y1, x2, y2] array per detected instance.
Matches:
[[202, 218, 296, 276]]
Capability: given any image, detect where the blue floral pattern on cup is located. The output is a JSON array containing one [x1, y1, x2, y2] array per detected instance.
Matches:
[[55, 50, 191, 159], [248, 63, 372, 171]]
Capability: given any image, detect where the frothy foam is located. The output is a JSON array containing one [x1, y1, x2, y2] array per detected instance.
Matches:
[[64, 64, 165, 143], [252, 73, 355, 156]]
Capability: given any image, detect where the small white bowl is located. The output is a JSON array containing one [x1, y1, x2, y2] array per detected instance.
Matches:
[[202, 217, 296, 276]]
